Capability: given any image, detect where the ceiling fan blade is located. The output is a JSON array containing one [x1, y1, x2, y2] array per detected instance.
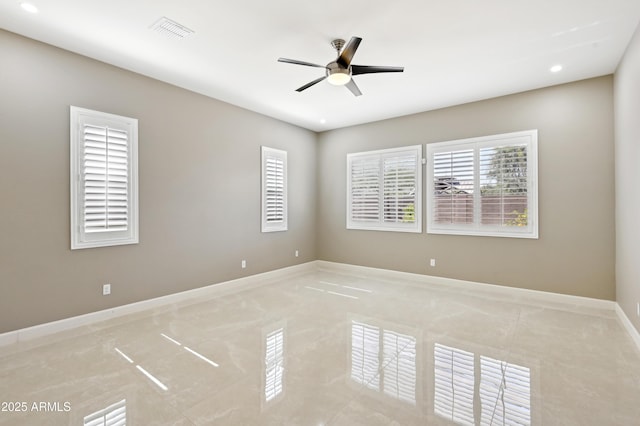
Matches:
[[296, 76, 327, 92], [351, 65, 404, 75], [345, 79, 362, 97], [278, 58, 326, 68], [337, 36, 362, 67]]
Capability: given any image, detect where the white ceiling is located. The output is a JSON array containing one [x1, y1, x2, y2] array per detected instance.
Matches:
[[1, 0, 639, 132]]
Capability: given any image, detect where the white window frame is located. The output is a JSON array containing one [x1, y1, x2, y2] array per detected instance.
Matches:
[[426, 130, 538, 239], [70, 106, 139, 249], [261, 146, 288, 233], [347, 145, 422, 233]]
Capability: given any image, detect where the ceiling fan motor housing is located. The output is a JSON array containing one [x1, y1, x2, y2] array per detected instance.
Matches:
[[326, 61, 351, 85]]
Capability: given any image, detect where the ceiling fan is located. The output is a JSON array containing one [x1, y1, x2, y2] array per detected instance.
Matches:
[[278, 36, 404, 96]]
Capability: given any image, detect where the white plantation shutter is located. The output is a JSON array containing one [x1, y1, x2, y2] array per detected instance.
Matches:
[[350, 155, 380, 223], [83, 125, 129, 233], [347, 145, 422, 232], [427, 130, 537, 238], [432, 149, 475, 225], [71, 107, 138, 249], [84, 399, 126, 426], [383, 153, 419, 224], [479, 144, 529, 227], [261, 147, 287, 232]]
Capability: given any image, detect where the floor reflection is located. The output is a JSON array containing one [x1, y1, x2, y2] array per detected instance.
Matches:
[[434, 343, 532, 426], [83, 399, 126, 426], [434, 343, 475, 425], [2, 269, 637, 425], [479, 355, 531, 425], [350, 320, 417, 405], [264, 326, 285, 405]]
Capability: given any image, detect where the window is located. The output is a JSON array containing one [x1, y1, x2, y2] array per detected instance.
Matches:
[[347, 145, 422, 232], [426, 130, 538, 238], [70, 106, 138, 249], [261, 146, 287, 232]]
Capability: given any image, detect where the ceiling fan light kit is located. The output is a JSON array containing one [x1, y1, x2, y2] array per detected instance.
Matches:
[[326, 65, 351, 86], [278, 36, 404, 96]]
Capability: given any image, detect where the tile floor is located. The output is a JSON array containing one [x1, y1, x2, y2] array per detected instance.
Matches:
[[1, 266, 639, 425]]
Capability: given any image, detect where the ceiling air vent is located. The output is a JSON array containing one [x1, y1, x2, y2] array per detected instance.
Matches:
[[150, 17, 194, 40]]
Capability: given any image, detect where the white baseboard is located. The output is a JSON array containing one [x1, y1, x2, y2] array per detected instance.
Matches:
[[4, 260, 639, 353], [615, 304, 640, 352], [0, 261, 315, 347], [318, 261, 640, 351], [316, 261, 616, 311]]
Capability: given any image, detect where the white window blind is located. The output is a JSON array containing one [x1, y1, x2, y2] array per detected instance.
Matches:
[[261, 146, 287, 232], [70, 106, 138, 249], [427, 130, 537, 238], [347, 145, 422, 232], [84, 399, 126, 426]]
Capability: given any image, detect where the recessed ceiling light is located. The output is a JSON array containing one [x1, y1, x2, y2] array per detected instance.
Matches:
[[20, 2, 38, 13], [550, 64, 563, 73]]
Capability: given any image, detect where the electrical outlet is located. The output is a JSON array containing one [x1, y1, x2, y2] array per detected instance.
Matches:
[[241, 260, 246, 269], [103, 284, 111, 296], [430, 258, 436, 267], [295, 250, 299, 257]]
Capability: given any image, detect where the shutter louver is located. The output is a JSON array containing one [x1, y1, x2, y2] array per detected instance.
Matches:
[[83, 124, 128, 234]]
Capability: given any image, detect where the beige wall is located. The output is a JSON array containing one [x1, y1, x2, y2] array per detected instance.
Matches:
[[317, 76, 615, 300], [0, 27, 621, 333], [615, 23, 640, 333], [0, 30, 317, 333]]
